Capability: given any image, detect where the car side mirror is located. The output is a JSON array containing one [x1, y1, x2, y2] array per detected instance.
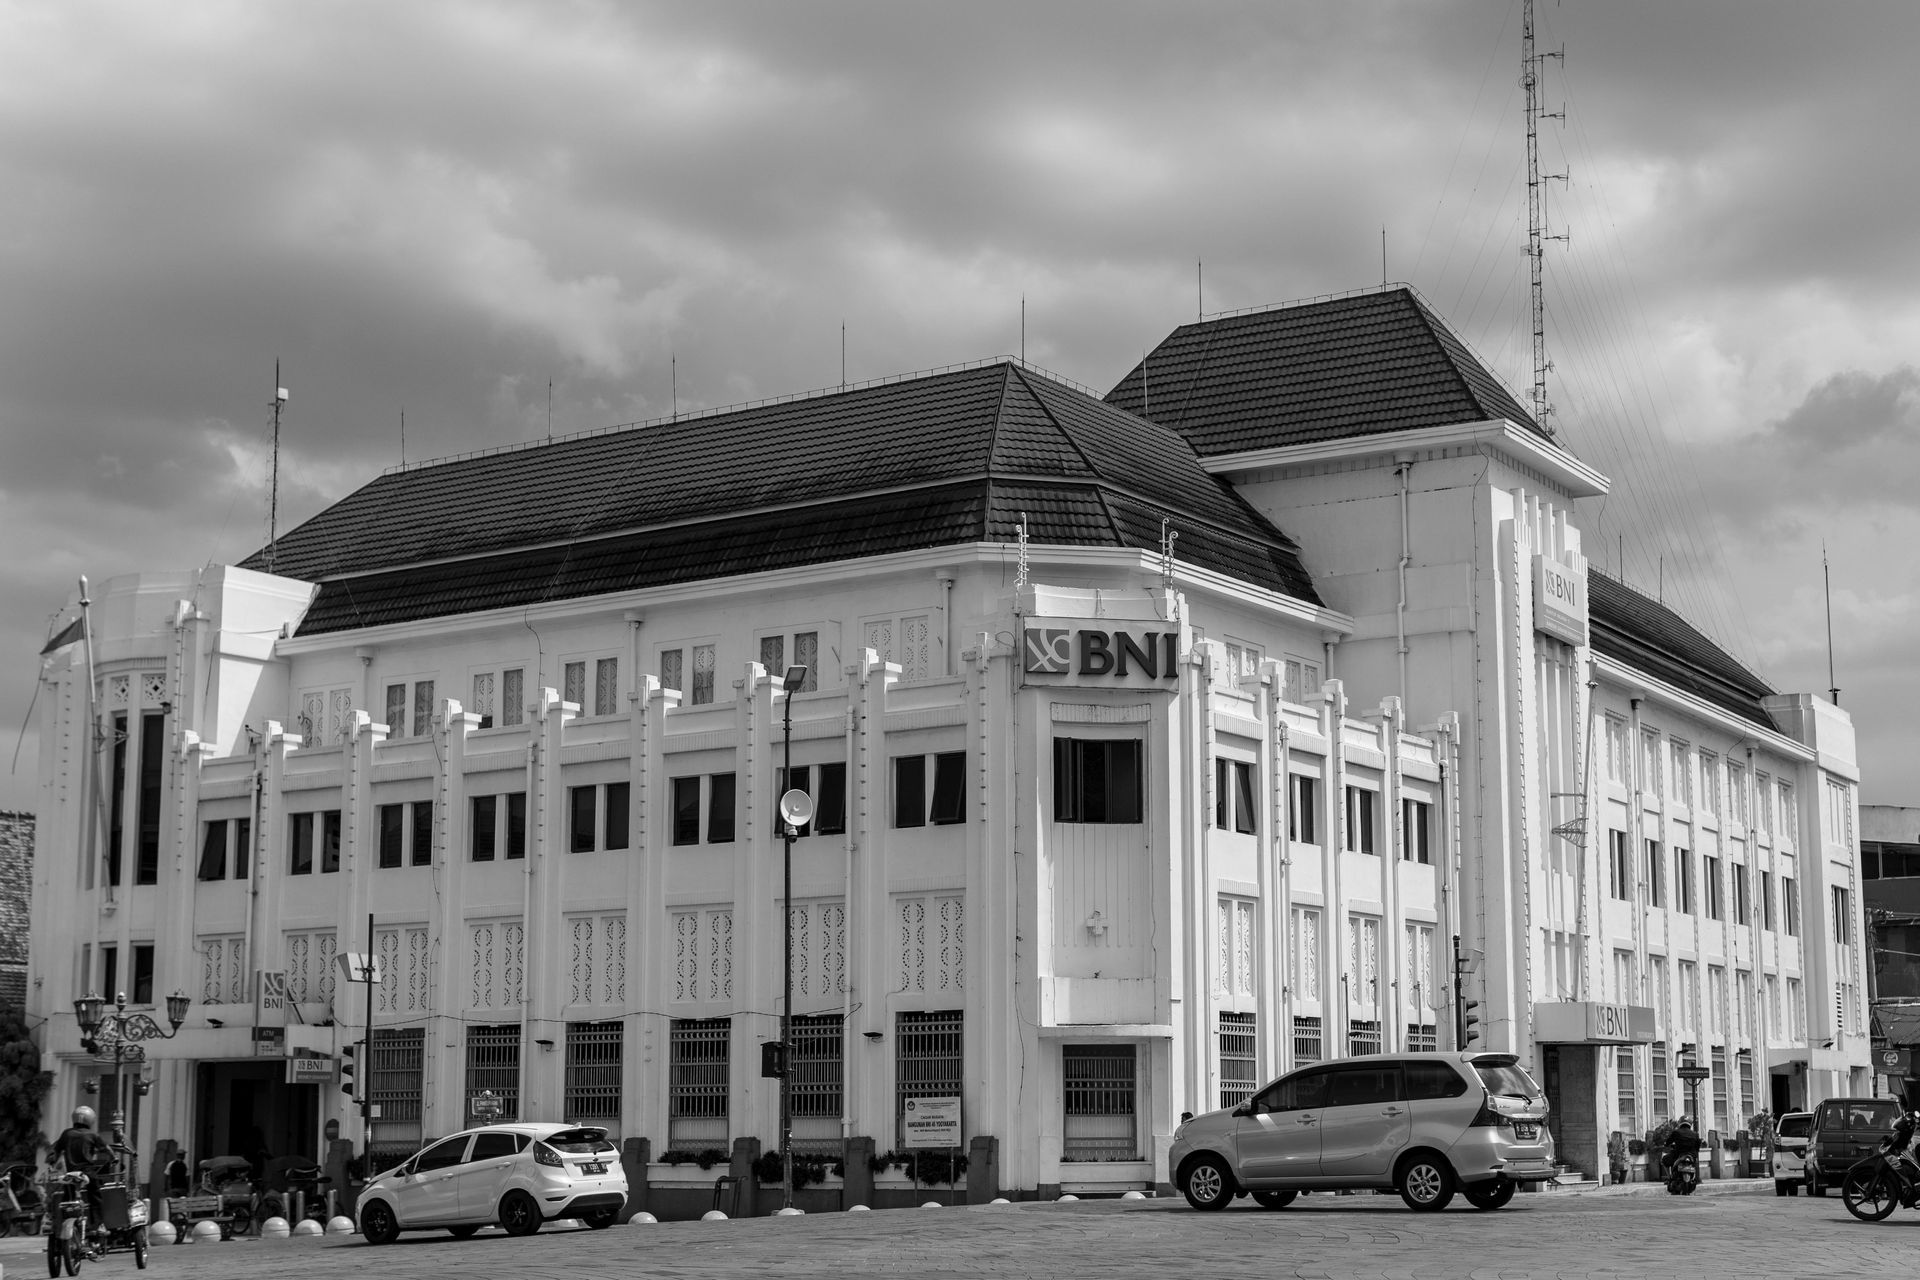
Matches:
[[1232, 1104, 1254, 1118]]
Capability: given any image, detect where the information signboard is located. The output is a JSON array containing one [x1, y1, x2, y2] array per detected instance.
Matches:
[[901, 1096, 961, 1148]]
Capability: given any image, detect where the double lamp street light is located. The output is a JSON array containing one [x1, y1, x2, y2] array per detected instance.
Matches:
[[73, 989, 192, 1159]]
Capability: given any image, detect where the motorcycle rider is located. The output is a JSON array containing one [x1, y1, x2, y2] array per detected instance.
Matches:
[[47, 1106, 116, 1232], [1666, 1117, 1702, 1181]]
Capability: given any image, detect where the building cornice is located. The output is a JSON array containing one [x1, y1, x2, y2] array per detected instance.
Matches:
[[1199, 419, 1610, 499], [1593, 652, 1813, 763]]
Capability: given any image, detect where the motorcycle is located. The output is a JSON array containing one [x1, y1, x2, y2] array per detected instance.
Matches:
[[44, 1167, 150, 1275], [1841, 1109, 1920, 1222], [0, 1163, 46, 1237], [1665, 1151, 1700, 1195]]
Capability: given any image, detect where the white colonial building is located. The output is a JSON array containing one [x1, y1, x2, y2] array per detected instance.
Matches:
[[29, 286, 1867, 1201]]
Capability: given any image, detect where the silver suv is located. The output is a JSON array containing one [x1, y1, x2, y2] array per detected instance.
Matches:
[[1169, 1051, 1556, 1212]]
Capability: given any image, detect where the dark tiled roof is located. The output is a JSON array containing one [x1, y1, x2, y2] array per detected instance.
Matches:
[[1104, 286, 1543, 456], [1589, 571, 1777, 730], [268, 362, 1323, 636]]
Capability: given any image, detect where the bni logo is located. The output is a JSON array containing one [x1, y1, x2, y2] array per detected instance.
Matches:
[[1024, 628, 1071, 673]]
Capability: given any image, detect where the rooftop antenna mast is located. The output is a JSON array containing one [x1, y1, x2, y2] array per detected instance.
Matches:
[[1523, 0, 1567, 436], [1824, 542, 1840, 705], [266, 363, 287, 574]]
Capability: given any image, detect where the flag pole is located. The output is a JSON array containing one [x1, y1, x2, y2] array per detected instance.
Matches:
[[78, 576, 108, 907]]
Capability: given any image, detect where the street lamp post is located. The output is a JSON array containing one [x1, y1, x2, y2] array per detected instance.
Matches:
[[73, 989, 191, 1165], [775, 664, 812, 1212]]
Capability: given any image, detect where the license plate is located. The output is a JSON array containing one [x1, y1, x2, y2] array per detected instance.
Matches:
[[1514, 1122, 1539, 1140], [581, 1161, 606, 1176]]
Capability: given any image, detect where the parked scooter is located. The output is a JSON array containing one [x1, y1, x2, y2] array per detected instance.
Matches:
[[1665, 1152, 1700, 1196], [1841, 1108, 1920, 1222]]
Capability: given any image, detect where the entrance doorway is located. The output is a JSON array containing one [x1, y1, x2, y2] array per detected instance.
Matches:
[[1770, 1070, 1796, 1116], [194, 1061, 319, 1176]]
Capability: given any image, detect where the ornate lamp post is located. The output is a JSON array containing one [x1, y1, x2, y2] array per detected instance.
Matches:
[[74, 989, 191, 1159], [775, 665, 812, 1212]]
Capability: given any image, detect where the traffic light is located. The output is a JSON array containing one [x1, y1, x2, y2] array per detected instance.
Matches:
[[760, 1041, 786, 1078], [1461, 998, 1482, 1046], [341, 1041, 361, 1099]]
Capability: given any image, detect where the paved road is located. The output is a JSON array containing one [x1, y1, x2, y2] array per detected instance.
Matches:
[[3, 1185, 1915, 1279]]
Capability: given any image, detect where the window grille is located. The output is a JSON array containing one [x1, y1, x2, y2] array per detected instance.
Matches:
[[368, 1027, 424, 1172], [1348, 1020, 1382, 1056], [1062, 1044, 1137, 1161], [465, 1024, 521, 1122], [1218, 1012, 1257, 1110], [895, 1010, 962, 1146], [1712, 1046, 1729, 1132], [790, 1013, 844, 1155], [1650, 1041, 1670, 1121], [564, 1021, 622, 1132], [1405, 1023, 1438, 1052], [668, 1017, 730, 1153], [1617, 1047, 1638, 1134], [1292, 1015, 1323, 1063]]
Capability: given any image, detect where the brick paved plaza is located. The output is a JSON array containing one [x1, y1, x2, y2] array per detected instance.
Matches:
[[3, 1183, 1914, 1280]]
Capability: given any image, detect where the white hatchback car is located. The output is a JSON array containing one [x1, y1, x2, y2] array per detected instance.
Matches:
[[357, 1123, 627, 1243]]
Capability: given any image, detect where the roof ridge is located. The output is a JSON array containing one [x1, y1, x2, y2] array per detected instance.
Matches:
[[982, 364, 1014, 543], [1005, 364, 1104, 482]]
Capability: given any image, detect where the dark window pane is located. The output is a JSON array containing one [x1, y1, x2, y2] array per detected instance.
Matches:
[[1214, 759, 1229, 831], [1054, 738, 1143, 825], [1326, 1066, 1402, 1107], [893, 756, 926, 829], [135, 713, 164, 884], [708, 774, 736, 844], [814, 763, 847, 835], [132, 945, 155, 1005], [468, 1132, 517, 1161], [605, 782, 630, 851], [322, 810, 343, 873], [233, 818, 250, 878], [1104, 740, 1143, 823], [1405, 1061, 1467, 1100], [1233, 761, 1256, 835], [1289, 775, 1317, 845], [1053, 738, 1075, 821], [411, 801, 434, 866], [471, 796, 497, 862], [775, 766, 811, 837], [505, 793, 526, 859], [569, 786, 597, 853], [108, 713, 127, 886], [101, 947, 117, 1007], [289, 812, 314, 875], [413, 1136, 470, 1172], [930, 752, 966, 825], [198, 822, 228, 881], [378, 805, 404, 869], [673, 778, 701, 846]]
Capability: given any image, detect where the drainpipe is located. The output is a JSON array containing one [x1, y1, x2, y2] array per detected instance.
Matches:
[[936, 571, 955, 677], [841, 689, 861, 1143], [1394, 455, 1414, 708]]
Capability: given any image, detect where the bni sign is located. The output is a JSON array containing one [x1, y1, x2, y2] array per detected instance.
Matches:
[[1532, 554, 1588, 646], [1023, 624, 1179, 683], [901, 1096, 961, 1148]]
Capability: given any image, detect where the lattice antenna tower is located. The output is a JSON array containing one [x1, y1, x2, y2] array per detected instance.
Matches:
[[1523, 0, 1568, 435]]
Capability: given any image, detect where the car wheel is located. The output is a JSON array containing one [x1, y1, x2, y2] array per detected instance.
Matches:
[[359, 1199, 400, 1246], [1179, 1155, 1237, 1212], [1463, 1179, 1516, 1211], [448, 1225, 482, 1239], [1250, 1190, 1297, 1210], [1397, 1154, 1455, 1212], [1842, 1166, 1898, 1222], [581, 1208, 618, 1230], [498, 1190, 542, 1237]]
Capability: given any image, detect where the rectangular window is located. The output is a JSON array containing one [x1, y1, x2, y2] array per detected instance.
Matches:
[[564, 661, 586, 710], [368, 1027, 425, 1172], [1606, 715, 1629, 784], [385, 683, 408, 737], [1756, 772, 1773, 832], [660, 649, 683, 698], [569, 786, 598, 853], [1345, 786, 1377, 854], [1728, 762, 1747, 824], [1675, 848, 1694, 914], [672, 774, 736, 845], [198, 820, 229, 881], [101, 945, 118, 1004], [814, 763, 847, 835], [464, 1024, 521, 1122], [1783, 877, 1799, 936], [506, 792, 526, 859], [1400, 799, 1431, 863], [1700, 752, 1720, 815], [234, 817, 250, 877], [1288, 775, 1318, 844], [605, 782, 630, 851], [668, 1018, 731, 1153], [501, 668, 524, 727], [412, 680, 435, 741], [708, 774, 736, 843], [1218, 1012, 1257, 1110], [1348, 1020, 1383, 1056], [471, 795, 497, 861], [1062, 1043, 1137, 1161], [1215, 759, 1257, 835], [319, 811, 342, 874], [1778, 781, 1796, 837], [131, 943, 154, 1005], [790, 1013, 844, 1155], [290, 812, 314, 876], [1292, 1015, 1324, 1063], [1650, 1041, 1670, 1122], [1609, 830, 1632, 900], [1832, 885, 1852, 946], [472, 672, 497, 729], [1704, 855, 1722, 919], [891, 755, 925, 828], [672, 777, 700, 846], [378, 804, 405, 869], [1761, 871, 1775, 930], [1732, 864, 1749, 925], [1712, 1046, 1729, 1133], [760, 632, 820, 692], [1646, 840, 1665, 907], [1406, 1023, 1438, 1052], [895, 1010, 963, 1146], [595, 657, 619, 717], [563, 1021, 622, 1134], [893, 752, 966, 828], [1281, 656, 1321, 703], [411, 801, 433, 866], [108, 712, 126, 886], [135, 712, 164, 885], [691, 644, 716, 704], [1642, 731, 1663, 799], [1053, 738, 1143, 824], [1670, 740, 1692, 806]]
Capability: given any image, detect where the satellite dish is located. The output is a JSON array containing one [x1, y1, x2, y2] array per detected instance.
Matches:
[[778, 789, 815, 829]]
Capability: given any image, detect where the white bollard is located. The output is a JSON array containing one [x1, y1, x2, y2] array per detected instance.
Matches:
[[627, 1212, 658, 1225], [774, 1206, 804, 1216], [291, 1218, 323, 1236], [259, 1217, 291, 1238], [1057, 1194, 1080, 1202], [189, 1219, 223, 1242], [148, 1220, 179, 1245], [325, 1215, 356, 1235], [700, 1210, 728, 1221], [920, 1201, 942, 1209], [846, 1204, 871, 1212], [989, 1198, 1011, 1205], [1121, 1191, 1147, 1201]]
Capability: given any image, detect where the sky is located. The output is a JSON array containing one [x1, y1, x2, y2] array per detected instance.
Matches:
[[4, 0, 1917, 811]]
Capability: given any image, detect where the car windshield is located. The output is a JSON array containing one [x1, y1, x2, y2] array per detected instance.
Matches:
[[1472, 1061, 1539, 1099], [1776, 1115, 1811, 1139]]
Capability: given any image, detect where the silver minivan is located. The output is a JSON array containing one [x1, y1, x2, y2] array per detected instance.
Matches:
[[1168, 1052, 1557, 1212]]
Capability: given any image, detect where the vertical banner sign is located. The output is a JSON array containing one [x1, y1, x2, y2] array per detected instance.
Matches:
[[255, 970, 288, 1057], [1532, 554, 1589, 645]]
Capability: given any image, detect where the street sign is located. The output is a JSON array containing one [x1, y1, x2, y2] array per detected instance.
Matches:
[[252, 1026, 286, 1058], [337, 953, 383, 984], [1677, 1065, 1711, 1081], [901, 1096, 961, 1148], [471, 1090, 502, 1118], [286, 1054, 335, 1084]]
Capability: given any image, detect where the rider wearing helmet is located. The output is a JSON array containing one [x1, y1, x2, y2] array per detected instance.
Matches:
[[49, 1106, 116, 1228], [1666, 1116, 1702, 1164]]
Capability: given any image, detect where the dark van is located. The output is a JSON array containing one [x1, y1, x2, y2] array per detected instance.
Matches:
[[1805, 1097, 1901, 1195]]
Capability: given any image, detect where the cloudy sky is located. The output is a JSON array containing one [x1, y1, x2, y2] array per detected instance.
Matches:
[[4, 0, 1916, 810]]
